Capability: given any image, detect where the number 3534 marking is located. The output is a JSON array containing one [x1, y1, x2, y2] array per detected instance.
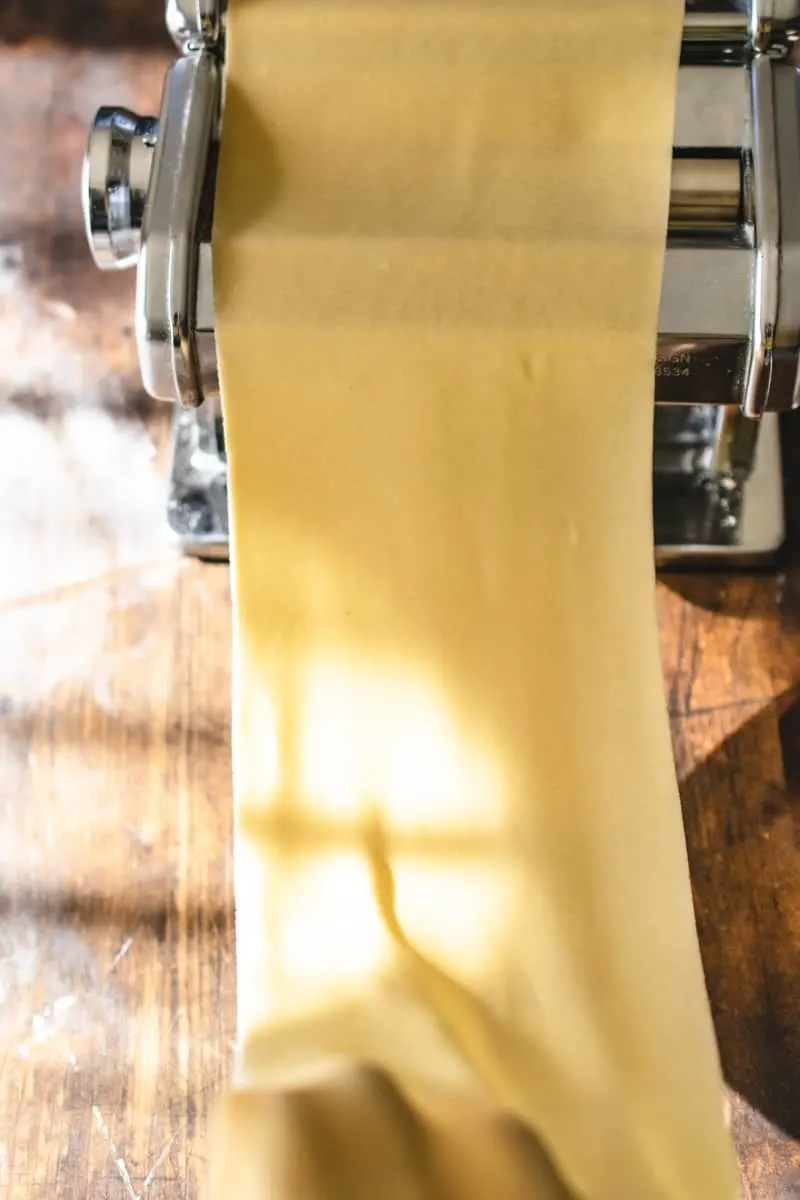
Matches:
[[655, 352, 691, 377]]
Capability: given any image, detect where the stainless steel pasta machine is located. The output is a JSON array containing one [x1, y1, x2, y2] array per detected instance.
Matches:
[[82, 0, 800, 564]]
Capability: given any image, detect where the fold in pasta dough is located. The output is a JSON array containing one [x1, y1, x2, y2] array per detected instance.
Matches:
[[213, 2, 739, 1195]]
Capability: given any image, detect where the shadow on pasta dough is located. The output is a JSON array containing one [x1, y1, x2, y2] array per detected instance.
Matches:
[[213, 81, 282, 240]]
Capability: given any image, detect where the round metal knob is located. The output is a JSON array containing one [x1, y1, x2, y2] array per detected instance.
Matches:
[[82, 107, 158, 271]]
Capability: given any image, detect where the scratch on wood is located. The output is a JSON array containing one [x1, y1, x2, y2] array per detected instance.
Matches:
[[668, 696, 770, 721], [142, 1133, 176, 1192], [92, 1105, 140, 1200], [668, 600, 689, 717], [110, 936, 135, 971], [683, 634, 703, 715]]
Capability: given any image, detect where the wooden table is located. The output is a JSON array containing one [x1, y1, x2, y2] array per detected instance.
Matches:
[[0, 7, 797, 1197]]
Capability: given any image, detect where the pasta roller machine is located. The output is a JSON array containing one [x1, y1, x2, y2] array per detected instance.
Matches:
[[82, 0, 800, 564]]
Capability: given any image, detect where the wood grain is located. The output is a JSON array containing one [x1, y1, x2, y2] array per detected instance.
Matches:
[[0, 29, 234, 1200], [0, 8, 797, 1198], [0, 0, 171, 50]]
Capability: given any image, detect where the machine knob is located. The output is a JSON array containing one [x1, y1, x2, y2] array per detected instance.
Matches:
[[82, 107, 159, 271]]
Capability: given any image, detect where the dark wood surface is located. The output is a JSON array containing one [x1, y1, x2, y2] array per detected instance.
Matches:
[[0, 1, 171, 50], [0, 6, 797, 1198]]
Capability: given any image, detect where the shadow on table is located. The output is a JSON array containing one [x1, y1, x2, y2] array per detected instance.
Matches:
[[0, 883, 229, 944], [1, 693, 797, 1136], [0, 0, 171, 50], [679, 688, 800, 1144]]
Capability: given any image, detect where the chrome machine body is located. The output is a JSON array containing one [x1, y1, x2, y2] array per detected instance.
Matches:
[[82, 0, 800, 563]]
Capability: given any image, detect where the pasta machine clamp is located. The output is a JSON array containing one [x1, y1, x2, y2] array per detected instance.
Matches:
[[82, 0, 800, 565]]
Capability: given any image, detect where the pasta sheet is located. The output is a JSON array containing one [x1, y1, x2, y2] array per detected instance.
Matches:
[[213, 3, 738, 1196]]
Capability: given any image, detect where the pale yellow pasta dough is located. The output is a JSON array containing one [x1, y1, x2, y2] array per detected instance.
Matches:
[[212, 2, 739, 1196]]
